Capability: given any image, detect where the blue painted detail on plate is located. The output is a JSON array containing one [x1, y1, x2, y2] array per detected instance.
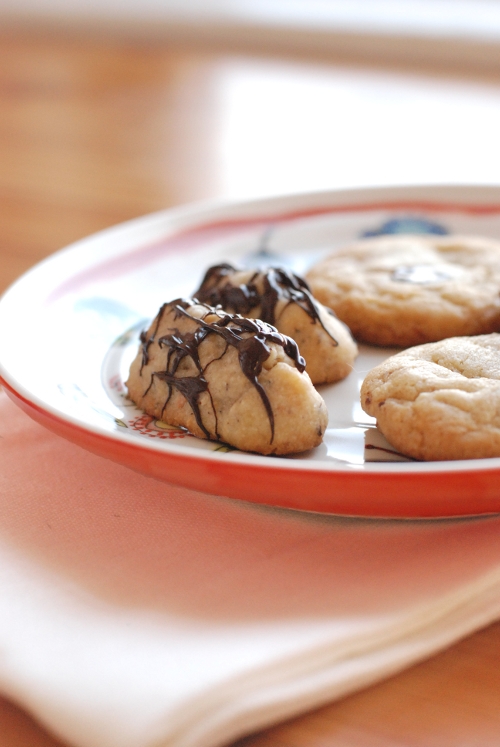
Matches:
[[73, 297, 140, 322], [362, 217, 448, 237]]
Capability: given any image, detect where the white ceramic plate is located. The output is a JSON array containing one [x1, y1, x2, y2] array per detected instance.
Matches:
[[2, 185, 500, 517]]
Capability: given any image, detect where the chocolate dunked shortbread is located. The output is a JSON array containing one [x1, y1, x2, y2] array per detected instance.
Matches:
[[127, 299, 328, 455], [307, 235, 500, 347], [194, 264, 358, 384]]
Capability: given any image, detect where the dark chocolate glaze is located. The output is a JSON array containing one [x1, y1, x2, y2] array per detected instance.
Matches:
[[195, 263, 339, 344], [140, 299, 305, 445], [153, 371, 211, 438], [139, 306, 167, 373]]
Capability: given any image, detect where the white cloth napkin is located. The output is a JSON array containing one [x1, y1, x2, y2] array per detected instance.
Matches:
[[1, 390, 500, 747]]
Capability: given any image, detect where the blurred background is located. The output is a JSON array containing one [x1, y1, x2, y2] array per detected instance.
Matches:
[[2, 2, 500, 745], [1, 0, 500, 294]]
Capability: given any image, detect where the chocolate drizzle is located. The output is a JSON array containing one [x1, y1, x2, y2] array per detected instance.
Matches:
[[153, 371, 211, 438], [139, 304, 167, 372], [140, 299, 305, 444], [195, 264, 338, 344]]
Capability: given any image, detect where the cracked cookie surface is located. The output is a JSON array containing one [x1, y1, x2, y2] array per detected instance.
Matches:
[[361, 334, 500, 460], [306, 234, 500, 346], [127, 299, 328, 455]]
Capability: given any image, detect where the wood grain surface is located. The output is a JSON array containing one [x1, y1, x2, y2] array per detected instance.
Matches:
[[1, 28, 500, 747]]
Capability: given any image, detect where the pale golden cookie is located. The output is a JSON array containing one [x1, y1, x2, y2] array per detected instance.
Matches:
[[194, 264, 358, 385], [361, 334, 500, 461], [127, 299, 328, 455], [306, 234, 500, 346]]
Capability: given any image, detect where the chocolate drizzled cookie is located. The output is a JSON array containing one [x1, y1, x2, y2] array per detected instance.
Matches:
[[194, 265, 358, 385], [127, 299, 327, 455]]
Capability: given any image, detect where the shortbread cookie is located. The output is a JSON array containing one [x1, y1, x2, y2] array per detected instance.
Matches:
[[194, 264, 358, 384], [127, 299, 328, 455], [361, 334, 500, 460], [306, 234, 500, 346]]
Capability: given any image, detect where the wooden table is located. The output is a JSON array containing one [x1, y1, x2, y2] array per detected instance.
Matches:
[[1, 29, 500, 747]]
